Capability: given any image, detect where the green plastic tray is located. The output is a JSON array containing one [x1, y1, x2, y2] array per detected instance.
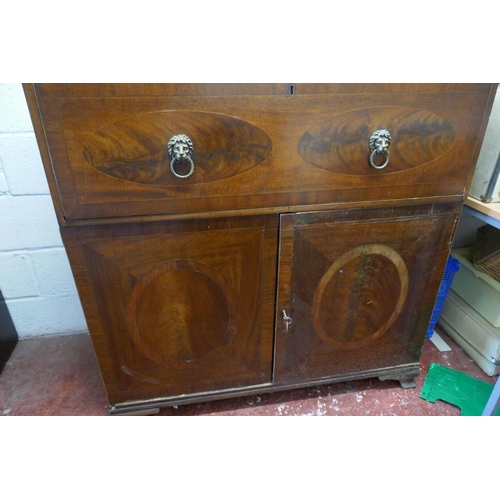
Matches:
[[420, 362, 500, 416]]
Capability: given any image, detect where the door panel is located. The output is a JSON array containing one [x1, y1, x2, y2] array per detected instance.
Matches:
[[62, 216, 278, 405], [274, 204, 460, 385]]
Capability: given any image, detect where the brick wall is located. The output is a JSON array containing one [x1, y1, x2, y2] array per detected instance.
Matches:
[[0, 83, 87, 338]]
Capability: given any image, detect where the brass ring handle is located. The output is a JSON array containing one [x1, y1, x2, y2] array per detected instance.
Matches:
[[369, 129, 392, 170], [167, 134, 195, 179], [170, 156, 195, 179], [369, 148, 390, 170]]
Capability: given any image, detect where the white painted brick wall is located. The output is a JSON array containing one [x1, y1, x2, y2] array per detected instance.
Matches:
[[0, 134, 51, 195], [0, 83, 87, 338]]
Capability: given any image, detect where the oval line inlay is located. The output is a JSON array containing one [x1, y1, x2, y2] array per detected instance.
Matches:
[[298, 106, 455, 175], [126, 259, 239, 368], [82, 110, 272, 186], [312, 244, 409, 349]]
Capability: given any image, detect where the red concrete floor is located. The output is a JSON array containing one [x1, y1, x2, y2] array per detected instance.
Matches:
[[0, 326, 497, 416]]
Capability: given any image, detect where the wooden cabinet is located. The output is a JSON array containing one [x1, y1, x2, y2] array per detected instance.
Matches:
[[24, 83, 496, 414]]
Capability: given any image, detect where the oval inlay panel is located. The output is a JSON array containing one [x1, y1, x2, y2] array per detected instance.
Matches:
[[312, 245, 409, 349], [82, 111, 272, 185], [126, 260, 239, 368], [298, 107, 455, 174]]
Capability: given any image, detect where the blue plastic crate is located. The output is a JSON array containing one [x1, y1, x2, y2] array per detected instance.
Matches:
[[426, 256, 461, 338]]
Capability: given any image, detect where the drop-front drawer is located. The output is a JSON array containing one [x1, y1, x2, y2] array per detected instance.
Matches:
[[25, 83, 494, 222]]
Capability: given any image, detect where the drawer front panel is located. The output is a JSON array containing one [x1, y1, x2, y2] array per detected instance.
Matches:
[[28, 84, 494, 221]]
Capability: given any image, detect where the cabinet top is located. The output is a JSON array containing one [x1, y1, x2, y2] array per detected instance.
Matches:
[[28, 83, 494, 98]]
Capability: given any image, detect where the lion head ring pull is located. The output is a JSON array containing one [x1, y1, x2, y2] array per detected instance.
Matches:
[[167, 134, 195, 179], [369, 129, 392, 170]]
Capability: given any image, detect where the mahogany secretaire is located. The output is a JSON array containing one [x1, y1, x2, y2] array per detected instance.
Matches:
[[24, 83, 497, 415]]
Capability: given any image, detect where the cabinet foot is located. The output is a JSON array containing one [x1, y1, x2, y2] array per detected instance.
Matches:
[[378, 375, 417, 389], [398, 378, 417, 389]]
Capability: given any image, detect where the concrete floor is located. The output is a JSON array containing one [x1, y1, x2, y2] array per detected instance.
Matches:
[[0, 326, 497, 416]]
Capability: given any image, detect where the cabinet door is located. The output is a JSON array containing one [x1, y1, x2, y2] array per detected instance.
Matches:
[[274, 204, 459, 386], [62, 216, 278, 407]]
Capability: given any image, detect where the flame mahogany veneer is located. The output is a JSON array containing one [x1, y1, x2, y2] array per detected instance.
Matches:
[[24, 83, 496, 414]]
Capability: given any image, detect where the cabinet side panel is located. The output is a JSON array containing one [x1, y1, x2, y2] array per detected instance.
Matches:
[[23, 84, 68, 226]]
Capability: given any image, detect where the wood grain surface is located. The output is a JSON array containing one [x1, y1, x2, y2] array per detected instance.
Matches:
[[61, 215, 278, 404], [25, 83, 495, 221], [82, 111, 272, 185], [274, 203, 461, 385], [24, 83, 496, 413]]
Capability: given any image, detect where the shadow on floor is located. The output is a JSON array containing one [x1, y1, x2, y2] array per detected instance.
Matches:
[[0, 290, 18, 374]]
